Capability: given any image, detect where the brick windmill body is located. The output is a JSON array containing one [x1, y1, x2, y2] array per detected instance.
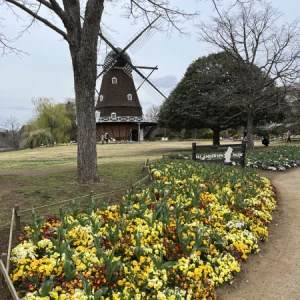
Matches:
[[95, 17, 166, 142]]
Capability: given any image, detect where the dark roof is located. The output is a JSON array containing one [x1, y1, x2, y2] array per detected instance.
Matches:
[[96, 68, 143, 117]]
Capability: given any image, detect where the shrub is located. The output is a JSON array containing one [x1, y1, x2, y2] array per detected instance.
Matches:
[[22, 129, 55, 149], [202, 132, 213, 139]]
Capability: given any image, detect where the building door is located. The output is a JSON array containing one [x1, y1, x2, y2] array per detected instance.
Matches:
[[131, 129, 138, 141]]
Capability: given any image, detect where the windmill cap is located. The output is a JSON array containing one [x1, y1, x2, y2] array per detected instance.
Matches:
[[105, 48, 132, 65]]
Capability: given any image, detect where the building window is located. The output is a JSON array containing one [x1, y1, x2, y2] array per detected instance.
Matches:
[[127, 94, 132, 100], [112, 77, 117, 84], [111, 112, 117, 119], [100, 95, 103, 102]]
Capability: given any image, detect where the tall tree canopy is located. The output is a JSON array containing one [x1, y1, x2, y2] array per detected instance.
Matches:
[[159, 52, 259, 144], [159, 51, 285, 144], [198, 0, 300, 149], [1, 0, 197, 183]]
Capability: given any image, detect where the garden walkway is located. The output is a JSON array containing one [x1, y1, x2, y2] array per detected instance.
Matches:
[[217, 167, 300, 300]]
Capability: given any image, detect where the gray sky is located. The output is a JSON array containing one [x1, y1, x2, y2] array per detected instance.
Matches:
[[0, 0, 299, 125]]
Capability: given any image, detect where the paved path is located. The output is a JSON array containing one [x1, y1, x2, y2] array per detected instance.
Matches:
[[217, 168, 300, 300]]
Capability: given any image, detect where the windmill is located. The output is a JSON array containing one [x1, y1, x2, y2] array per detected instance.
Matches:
[[95, 16, 166, 142]]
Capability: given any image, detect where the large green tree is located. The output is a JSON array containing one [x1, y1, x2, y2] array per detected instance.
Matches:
[[159, 51, 284, 145], [159, 52, 248, 144]]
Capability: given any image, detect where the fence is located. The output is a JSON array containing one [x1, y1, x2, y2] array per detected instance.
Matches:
[[0, 207, 19, 300], [1, 160, 153, 299]]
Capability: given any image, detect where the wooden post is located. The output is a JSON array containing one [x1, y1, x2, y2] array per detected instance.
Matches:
[[241, 142, 246, 168], [0, 258, 19, 300], [192, 143, 197, 160], [14, 205, 21, 231], [147, 166, 153, 181], [143, 159, 149, 171], [138, 122, 141, 144], [7, 208, 15, 274], [1, 253, 7, 287]]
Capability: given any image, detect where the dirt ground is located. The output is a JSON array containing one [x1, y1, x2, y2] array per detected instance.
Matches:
[[217, 167, 300, 300], [1, 167, 300, 299]]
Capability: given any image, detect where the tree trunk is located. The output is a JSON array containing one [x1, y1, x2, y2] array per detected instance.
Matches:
[[67, 0, 103, 183], [247, 110, 255, 150], [74, 68, 99, 183], [213, 129, 221, 145]]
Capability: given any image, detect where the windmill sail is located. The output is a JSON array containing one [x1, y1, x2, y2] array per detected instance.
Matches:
[[123, 63, 166, 102], [126, 17, 164, 55], [98, 16, 161, 77]]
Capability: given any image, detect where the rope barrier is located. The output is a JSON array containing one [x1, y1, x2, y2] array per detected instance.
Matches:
[[15, 159, 153, 224], [18, 194, 91, 214]]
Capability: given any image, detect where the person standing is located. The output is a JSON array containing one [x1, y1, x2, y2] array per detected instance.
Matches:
[[105, 132, 109, 144], [262, 133, 269, 146], [101, 133, 104, 145], [287, 130, 292, 143]]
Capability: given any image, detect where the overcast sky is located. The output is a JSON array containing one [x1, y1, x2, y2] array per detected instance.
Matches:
[[0, 0, 299, 125]]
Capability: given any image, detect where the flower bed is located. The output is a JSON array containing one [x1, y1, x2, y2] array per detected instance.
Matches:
[[11, 161, 276, 299], [246, 145, 300, 171]]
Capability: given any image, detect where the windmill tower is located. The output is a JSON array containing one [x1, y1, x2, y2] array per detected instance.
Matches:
[[95, 17, 166, 142]]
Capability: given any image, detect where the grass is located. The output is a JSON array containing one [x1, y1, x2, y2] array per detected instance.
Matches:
[[0, 139, 292, 227], [0, 141, 192, 227]]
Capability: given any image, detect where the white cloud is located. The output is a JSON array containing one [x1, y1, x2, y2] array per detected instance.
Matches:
[[151, 75, 178, 89]]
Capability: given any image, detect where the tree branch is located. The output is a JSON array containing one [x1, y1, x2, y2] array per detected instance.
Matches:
[[121, 0, 198, 35], [4, 0, 68, 40]]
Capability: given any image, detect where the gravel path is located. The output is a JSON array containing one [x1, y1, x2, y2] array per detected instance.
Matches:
[[217, 167, 300, 300]]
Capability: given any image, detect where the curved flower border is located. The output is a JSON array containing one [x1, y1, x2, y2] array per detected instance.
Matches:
[[11, 161, 276, 300]]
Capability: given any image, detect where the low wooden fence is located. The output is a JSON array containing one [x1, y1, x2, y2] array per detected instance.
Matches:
[[192, 142, 246, 168], [1, 207, 19, 300], [0, 258, 19, 300], [1, 160, 153, 299]]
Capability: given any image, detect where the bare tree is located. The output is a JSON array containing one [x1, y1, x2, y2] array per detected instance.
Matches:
[[2, 0, 196, 183], [0, 18, 24, 56], [144, 104, 160, 121], [198, 0, 300, 149], [0, 116, 22, 149]]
